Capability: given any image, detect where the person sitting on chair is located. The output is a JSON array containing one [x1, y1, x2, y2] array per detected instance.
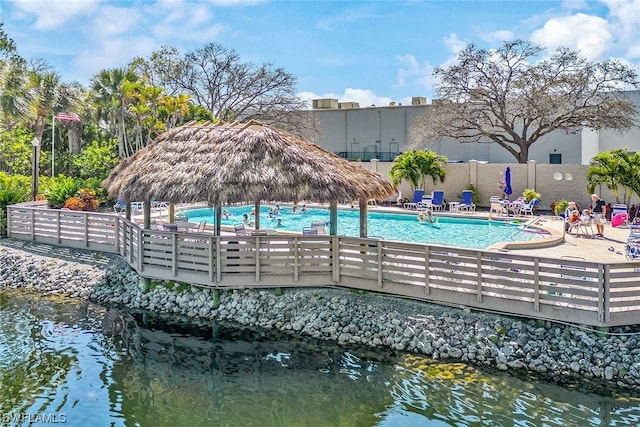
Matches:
[[567, 209, 580, 233], [564, 201, 577, 232]]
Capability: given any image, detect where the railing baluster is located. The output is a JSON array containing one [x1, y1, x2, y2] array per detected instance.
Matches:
[[331, 236, 339, 282], [56, 210, 61, 243], [294, 237, 299, 282], [424, 246, 430, 295], [533, 257, 540, 312], [209, 237, 215, 282], [215, 237, 221, 283], [255, 236, 261, 282], [476, 252, 483, 302]]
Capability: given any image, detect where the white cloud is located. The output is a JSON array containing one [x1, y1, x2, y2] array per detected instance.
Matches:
[[530, 13, 611, 60], [92, 5, 143, 37], [602, 0, 640, 59], [72, 36, 157, 76], [395, 54, 435, 92], [11, 0, 97, 30], [149, 2, 224, 42], [480, 30, 515, 45], [443, 33, 467, 55]]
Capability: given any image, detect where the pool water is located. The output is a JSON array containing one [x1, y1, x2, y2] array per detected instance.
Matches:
[[183, 205, 542, 249]]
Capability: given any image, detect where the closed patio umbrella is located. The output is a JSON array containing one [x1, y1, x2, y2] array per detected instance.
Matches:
[[504, 167, 513, 198]]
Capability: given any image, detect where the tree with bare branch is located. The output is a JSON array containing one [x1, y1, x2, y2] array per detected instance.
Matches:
[[130, 43, 320, 140], [411, 40, 639, 163]]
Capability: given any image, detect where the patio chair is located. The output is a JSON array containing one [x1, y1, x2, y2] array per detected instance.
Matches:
[[431, 190, 445, 211], [234, 223, 248, 236], [457, 190, 476, 212], [310, 220, 326, 234], [403, 189, 425, 210], [577, 215, 595, 237], [113, 199, 126, 214], [197, 220, 207, 233], [302, 227, 318, 235], [489, 196, 504, 215], [417, 195, 433, 211], [518, 198, 539, 216], [163, 223, 178, 232], [611, 204, 629, 227]]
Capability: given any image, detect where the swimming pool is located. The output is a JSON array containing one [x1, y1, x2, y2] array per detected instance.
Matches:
[[182, 205, 543, 249]]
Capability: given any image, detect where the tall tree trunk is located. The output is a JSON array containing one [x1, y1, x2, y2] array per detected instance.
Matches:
[[67, 120, 82, 154]]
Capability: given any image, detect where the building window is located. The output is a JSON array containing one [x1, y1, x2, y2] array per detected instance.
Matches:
[[549, 153, 562, 164]]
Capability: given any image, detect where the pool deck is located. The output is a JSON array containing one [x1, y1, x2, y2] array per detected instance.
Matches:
[[367, 204, 633, 263], [162, 202, 634, 264]]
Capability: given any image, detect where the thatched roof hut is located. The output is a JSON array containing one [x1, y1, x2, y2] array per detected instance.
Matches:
[[103, 120, 395, 235]]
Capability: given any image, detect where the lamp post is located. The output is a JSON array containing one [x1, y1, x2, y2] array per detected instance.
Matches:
[[31, 137, 40, 201]]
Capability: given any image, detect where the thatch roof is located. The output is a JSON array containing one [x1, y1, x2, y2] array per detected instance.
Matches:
[[103, 120, 395, 205]]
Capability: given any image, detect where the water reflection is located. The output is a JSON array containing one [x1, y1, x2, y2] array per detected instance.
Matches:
[[0, 290, 639, 427]]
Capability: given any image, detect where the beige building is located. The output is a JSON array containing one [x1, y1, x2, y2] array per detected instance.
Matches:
[[311, 90, 640, 165]]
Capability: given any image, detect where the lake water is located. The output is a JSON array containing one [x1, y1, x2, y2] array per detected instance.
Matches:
[[183, 205, 542, 249], [1, 290, 638, 426]]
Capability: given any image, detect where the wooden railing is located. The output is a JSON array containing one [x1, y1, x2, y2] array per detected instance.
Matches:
[[6, 204, 640, 327]]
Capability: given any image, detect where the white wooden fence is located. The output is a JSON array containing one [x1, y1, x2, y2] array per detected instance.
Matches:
[[6, 203, 640, 327]]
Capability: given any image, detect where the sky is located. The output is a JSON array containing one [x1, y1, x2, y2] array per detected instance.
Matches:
[[1, 0, 639, 107]]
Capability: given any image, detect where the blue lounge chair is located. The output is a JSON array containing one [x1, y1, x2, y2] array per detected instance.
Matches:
[[431, 190, 445, 211], [404, 189, 425, 210], [458, 190, 476, 212], [113, 199, 126, 214]]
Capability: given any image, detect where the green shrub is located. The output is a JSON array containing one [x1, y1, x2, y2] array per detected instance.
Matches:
[[78, 177, 109, 206], [0, 175, 29, 237], [523, 188, 541, 203], [71, 138, 119, 181], [552, 200, 569, 215], [0, 125, 34, 175], [45, 176, 78, 209]]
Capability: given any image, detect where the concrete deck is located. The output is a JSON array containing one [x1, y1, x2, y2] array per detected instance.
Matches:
[[367, 204, 634, 264], [506, 215, 632, 263]]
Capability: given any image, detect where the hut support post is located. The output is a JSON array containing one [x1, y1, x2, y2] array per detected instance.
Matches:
[[214, 203, 222, 236], [211, 289, 220, 309], [329, 200, 338, 235], [254, 201, 260, 229], [359, 198, 368, 237], [143, 201, 151, 229], [125, 202, 131, 221], [169, 203, 175, 223]]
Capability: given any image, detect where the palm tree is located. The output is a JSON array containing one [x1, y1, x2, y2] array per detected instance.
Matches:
[[389, 149, 447, 191], [586, 149, 635, 205], [414, 150, 447, 189], [389, 150, 421, 190], [91, 68, 139, 158], [161, 93, 191, 130]]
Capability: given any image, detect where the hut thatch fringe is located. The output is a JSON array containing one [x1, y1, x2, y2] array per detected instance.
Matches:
[[103, 121, 395, 205]]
